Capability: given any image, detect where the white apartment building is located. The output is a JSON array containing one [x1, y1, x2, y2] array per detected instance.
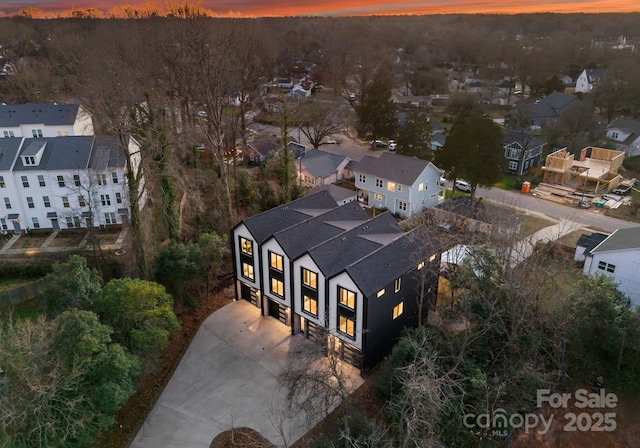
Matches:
[[0, 103, 94, 138], [0, 135, 144, 233]]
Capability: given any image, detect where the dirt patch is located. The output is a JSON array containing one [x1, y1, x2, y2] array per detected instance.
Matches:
[[48, 230, 87, 247], [209, 427, 275, 448], [94, 284, 234, 448], [9, 233, 51, 249]]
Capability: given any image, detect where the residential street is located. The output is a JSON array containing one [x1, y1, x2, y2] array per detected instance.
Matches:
[[474, 186, 638, 233]]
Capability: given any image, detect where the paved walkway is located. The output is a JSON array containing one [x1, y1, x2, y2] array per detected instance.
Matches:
[[510, 218, 584, 267], [132, 300, 363, 448]]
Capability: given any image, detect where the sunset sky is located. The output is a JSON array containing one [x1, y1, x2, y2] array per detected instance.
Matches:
[[0, 0, 639, 16]]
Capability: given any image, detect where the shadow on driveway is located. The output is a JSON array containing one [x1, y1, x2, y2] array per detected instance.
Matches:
[[132, 300, 363, 448]]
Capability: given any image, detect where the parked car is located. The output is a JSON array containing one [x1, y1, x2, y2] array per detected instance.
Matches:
[[370, 140, 387, 148], [454, 179, 472, 193], [324, 138, 337, 144], [388, 140, 397, 151]]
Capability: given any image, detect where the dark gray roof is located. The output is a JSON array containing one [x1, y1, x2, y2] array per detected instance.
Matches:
[[249, 136, 278, 157], [273, 202, 368, 260], [317, 184, 357, 202], [353, 152, 434, 186], [503, 129, 545, 148], [14, 137, 95, 171], [607, 118, 640, 143], [89, 136, 126, 169], [302, 149, 349, 178], [21, 140, 46, 157], [585, 69, 607, 83], [0, 103, 81, 127], [307, 212, 403, 278], [511, 92, 579, 120], [430, 121, 445, 134], [346, 226, 440, 298], [0, 138, 23, 171], [239, 190, 339, 244], [287, 141, 306, 159], [591, 227, 640, 253], [577, 232, 609, 256]]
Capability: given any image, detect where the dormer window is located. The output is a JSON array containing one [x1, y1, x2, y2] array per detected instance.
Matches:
[[23, 156, 36, 166], [32, 129, 43, 138]]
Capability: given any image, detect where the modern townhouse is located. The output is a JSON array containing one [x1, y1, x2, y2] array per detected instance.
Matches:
[[231, 189, 441, 372]]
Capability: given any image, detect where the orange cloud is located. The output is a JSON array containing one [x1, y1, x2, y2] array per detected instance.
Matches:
[[0, 0, 638, 16]]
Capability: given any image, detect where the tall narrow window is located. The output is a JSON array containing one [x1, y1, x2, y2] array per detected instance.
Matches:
[[302, 269, 317, 289], [339, 287, 355, 309], [270, 252, 283, 271], [115, 192, 122, 204], [74, 174, 81, 187], [242, 262, 254, 280], [395, 277, 402, 293], [270, 278, 284, 297], [57, 176, 65, 188], [112, 172, 119, 184], [21, 176, 29, 188], [78, 196, 86, 207], [26, 197, 34, 208], [4, 197, 11, 209], [0, 218, 7, 230], [0, 176, 5, 188], [62, 197, 70, 208], [43, 196, 51, 208], [32, 217, 40, 229], [393, 302, 404, 319], [303, 295, 318, 316], [38, 175, 45, 187], [239, 237, 253, 255], [339, 316, 355, 337]]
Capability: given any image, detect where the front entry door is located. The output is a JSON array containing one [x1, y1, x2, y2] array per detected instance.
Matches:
[[51, 219, 60, 231]]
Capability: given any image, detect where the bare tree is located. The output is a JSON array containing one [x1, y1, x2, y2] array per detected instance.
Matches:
[[296, 99, 344, 149]]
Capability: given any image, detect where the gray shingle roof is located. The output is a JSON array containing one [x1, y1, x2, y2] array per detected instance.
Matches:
[[316, 184, 357, 203], [90, 136, 126, 169], [353, 152, 434, 186], [0, 103, 81, 127], [577, 232, 609, 256], [0, 138, 23, 171], [307, 212, 403, 278], [240, 190, 339, 244], [14, 137, 95, 171], [302, 148, 349, 178], [273, 202, 368, 260], [607, 117, 640, 137], [346, 226, 439, 297], [503, 129, 545, 148], [591, 227, 640, 253], [511, 92, 579, 120]]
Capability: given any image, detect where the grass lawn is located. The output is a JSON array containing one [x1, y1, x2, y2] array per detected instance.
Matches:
[[95, 229, 122, 245], [517, 213, 555, 237], [494, 173, 518, 191]]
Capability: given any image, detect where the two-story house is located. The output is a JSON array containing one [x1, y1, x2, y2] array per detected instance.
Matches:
[[581, 227, 640, 308], [353, 152, 442, 218], [231, 189, 442, 372], [575, 69, 608, 94], [503, 129, 545, 175], [0, 103, 94, 138], [0, 135, 144, 233], [506, 92, 581, 128], [605, 118, 640, 157]]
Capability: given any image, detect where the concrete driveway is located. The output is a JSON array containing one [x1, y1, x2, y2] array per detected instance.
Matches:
[[131, 299, 362, 448]]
